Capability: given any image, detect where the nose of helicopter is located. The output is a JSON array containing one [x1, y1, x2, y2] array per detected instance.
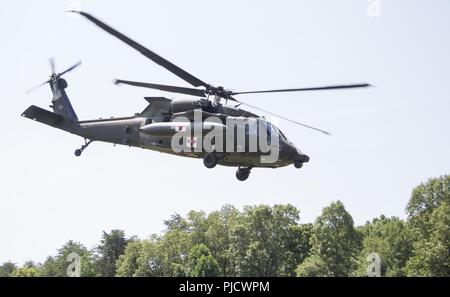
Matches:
[[295, 151, 310, 163], [279, 142, 309, 167], [293, 147, 309, 169]]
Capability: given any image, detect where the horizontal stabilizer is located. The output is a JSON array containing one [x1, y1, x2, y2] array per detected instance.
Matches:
[[21, 105, 64, 127]]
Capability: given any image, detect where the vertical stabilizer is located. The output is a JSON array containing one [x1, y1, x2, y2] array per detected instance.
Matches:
[[50, 77, 78, 121]]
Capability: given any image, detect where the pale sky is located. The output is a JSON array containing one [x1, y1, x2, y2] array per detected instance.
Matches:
[[1, 0, 449, 264]]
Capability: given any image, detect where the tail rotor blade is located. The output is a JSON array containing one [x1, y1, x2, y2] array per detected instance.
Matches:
[[49, 57, 56, 74], [26, 79, 50, 94], [59, 61, 82, 76]]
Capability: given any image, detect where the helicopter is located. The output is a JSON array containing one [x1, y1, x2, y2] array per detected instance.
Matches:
[[21, 11, 370, 181]]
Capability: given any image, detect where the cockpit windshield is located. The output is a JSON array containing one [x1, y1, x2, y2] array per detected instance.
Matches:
[[276, 126, 288, 141]]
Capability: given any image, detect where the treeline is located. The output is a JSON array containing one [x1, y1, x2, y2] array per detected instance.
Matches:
[[1, 175, 449, 277]]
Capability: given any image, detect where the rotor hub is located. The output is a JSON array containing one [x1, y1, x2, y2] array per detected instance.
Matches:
[[204, 86, 232, 99]]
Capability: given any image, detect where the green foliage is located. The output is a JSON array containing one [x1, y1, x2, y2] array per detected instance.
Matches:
[[12, 261, 39, 277], [3, 174, 450, 277], [0, 261, 17, 277], [405, 202, 450, 276], [39, 241, 96, 277], [164, 213, 189, 231], [116, 235, 165, 277], [95, 230, 130, 277], [115, 240, 145, 277], [233, 204, 309, 276], [203, 205, 241, 276], [115, 204, 309, 277], [355, 216, 412, 276], [406, 175, 450, 238], [11, 267, 39, 277], [404, 175, 450, 276], [297, 201, 361, 277], [295, 254, 329, 277], [187, 244, 220, 277]]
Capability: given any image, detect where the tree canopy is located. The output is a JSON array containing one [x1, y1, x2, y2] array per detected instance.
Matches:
[[2, 175, 449, 277]]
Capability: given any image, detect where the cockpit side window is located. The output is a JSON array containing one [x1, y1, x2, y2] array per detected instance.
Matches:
[[278, 128, 287, 141], [266, 122, 273, 145]]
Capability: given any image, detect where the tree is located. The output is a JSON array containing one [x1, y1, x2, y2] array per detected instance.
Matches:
[[115, 240, 144, 277], [203, 205, 241, 276], [278, 222, 313, 276], [187, 244, 220, 277], [186, 210, 209, 246], [0, 261, 17, 277], [135, 237, 165, 277], [406, 175, 450, 238], [295, 254, 329, 277], [405, 202, 450, 276], [154, 229, 191, 276], [12, 261, 39, 277], [403, 175, 450, 276], [38, 256, 59, 277], [39, 241, 96, 277], [355, 216, 412, 276], [11, 267, 38, 277], [164, 213, 189, 231], [297, 201, 361, 277], [95, 230, 129, 277], [232, 204, 309, 276]]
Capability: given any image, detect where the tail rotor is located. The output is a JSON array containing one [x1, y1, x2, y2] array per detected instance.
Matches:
[[26, 58, 82, 94]]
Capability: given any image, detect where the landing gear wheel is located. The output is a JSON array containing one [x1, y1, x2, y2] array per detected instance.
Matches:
[[74, 139, 93, 157], [203, 153, 218, 169], [294, 160, 303, 169], [236, 168, 251, 181]]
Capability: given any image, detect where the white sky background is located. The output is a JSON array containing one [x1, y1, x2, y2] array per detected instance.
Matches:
[[1, 0, 449, 264]]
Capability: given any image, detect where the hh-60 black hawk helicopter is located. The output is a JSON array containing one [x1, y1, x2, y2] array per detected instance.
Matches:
[[22, 11, 370, 181]]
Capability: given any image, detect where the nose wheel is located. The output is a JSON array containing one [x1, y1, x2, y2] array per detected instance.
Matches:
[[294, 160, 303, 168], [74, 139, 93, 157], [294, 154, 309, 169], [236, 167, 251, 181]]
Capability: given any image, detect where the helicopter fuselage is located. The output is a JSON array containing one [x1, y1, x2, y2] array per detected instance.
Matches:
[[55, 112, 308, 169], [22, 77, 309, 181]]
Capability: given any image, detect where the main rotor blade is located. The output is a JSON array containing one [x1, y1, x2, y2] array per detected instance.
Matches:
[[70, 11, 210, 88], [59, 61, 82, 76], [232, 83, 371, 96], [114, 79, 206, 97], [232, 98, 331, 135]]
